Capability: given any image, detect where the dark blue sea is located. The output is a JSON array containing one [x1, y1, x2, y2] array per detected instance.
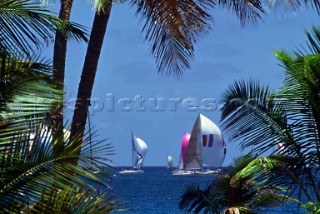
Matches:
[[108, 167, 304, 213]]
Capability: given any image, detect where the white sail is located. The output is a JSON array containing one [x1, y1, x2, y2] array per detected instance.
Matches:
[[184, 117, 202, 170], [184, 114, 226, 170], [132, 132, 148, 170], [167, 155, 173, 167], [29, 126, 70, 152], [199, 114, 226, 167]]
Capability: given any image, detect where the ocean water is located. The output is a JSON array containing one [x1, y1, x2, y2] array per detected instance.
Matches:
[[109, 167, 304, 214]]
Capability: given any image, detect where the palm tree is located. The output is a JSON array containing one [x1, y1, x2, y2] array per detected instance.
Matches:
[[0, 1, 119, 211], [219, 25, 320, 210], [0, 50, 119, 213], [0, 0, 87, 155], [179, 154, 296, 214], [51, 0, 78, 142]]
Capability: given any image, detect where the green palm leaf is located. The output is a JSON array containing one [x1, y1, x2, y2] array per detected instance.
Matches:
[[179, 155, 294, 214], [0, 53, 118, 212], [0, 0, 88, 55], [132, 0, 213, 76], [31, 186, 118, 213]]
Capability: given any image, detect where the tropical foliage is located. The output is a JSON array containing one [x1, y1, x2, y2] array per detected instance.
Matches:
[[0, 1, 119, 213], [0, 0, 87, 55], [0, 52, 119, 213], [219, 25, 320, 211], [179, 154, 296, 214]]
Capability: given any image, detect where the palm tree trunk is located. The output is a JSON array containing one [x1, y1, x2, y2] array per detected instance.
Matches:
[[70, 1, 112, 149], [52, 0, 74, 154]]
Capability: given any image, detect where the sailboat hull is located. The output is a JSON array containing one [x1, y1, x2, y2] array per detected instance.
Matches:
[[119, 169, 144, 174]]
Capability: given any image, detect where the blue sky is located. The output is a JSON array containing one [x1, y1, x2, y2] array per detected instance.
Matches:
[[46, 2, 319, 166]]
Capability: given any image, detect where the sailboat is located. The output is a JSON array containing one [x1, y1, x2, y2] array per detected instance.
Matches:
[[173, 114, 226, 175], [173, 132, 193, 175], [167, 155, 174, 168], [119, 131, 148, 174]]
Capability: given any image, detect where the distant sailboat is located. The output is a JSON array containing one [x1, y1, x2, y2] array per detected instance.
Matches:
[[119, 131, 148, 174], [173, 114, 226, 175], [167, 155, 174, 168], [273, 139, 285, 153]]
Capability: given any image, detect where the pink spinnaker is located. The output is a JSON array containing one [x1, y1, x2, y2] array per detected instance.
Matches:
[[178, 132, 191, 169]]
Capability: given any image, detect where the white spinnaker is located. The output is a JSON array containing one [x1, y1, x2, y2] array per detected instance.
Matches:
[[184, 114, 226, 170], [199, 114, 226, 168], [132, 133, 147, 169], [136, 137, 147, 166]]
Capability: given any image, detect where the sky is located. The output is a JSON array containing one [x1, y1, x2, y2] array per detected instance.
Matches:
[[45, 2, 319, 167]]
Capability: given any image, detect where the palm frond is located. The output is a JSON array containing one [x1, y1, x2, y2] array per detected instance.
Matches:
[[0, 51, 54, 100], [232, 155, 319, 203], [5, 185, 118, 213], [132, 0, 213, 76], [218, 0, 265, 26], [180, 155, 293, 213], [275, 50, 320, 166], [219, 79, 290, 155], [0, 122, 116, 212], [0, 0, 87, 55], [0, 60, 117, 211], [89, 0, 114, 14], [179, 182, 221, 213], [300, 25, 320, 55]]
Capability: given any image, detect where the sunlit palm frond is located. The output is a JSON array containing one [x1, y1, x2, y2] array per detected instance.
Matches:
[[30, 186, 118, 213], [232, 155, 319, 203], [0, 0, 87, 55], [89, 0, 115, 14], [132, 0, 213, 76], [0, 51, 53, 102], [275, 50, 320, 166], [180, 155, 294, 213], [0, 80, 62, 133], [0, 69, 118, 212], [0, 121, 116, 212]]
